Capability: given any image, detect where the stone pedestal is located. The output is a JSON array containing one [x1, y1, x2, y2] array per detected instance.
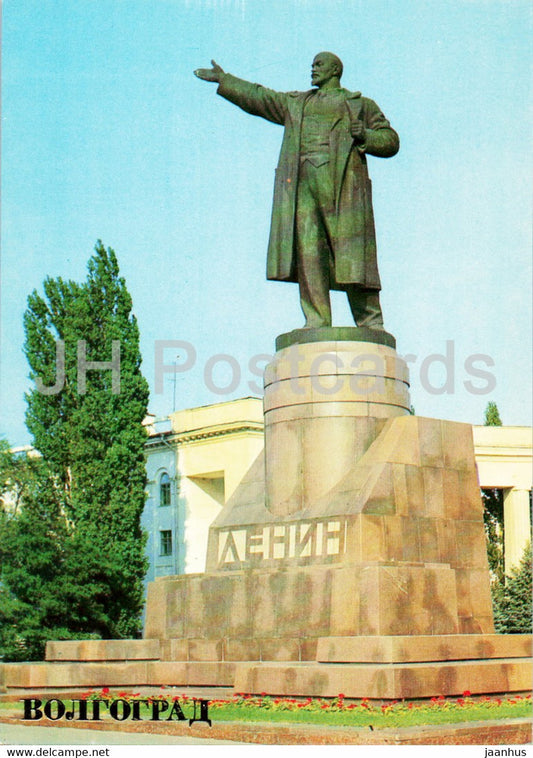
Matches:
[[3, 329, 531, 698], [153, 411, 494, 639], [139, 330, 528, 696]]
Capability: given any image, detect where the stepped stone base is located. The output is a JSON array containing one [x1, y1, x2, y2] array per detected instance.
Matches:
[[234, 633, 532, 699], [2, 634, 530, 699]]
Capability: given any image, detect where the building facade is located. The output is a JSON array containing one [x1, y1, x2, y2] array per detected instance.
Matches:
[[473, 424, 532, 574], [142, 397, 264, 588]]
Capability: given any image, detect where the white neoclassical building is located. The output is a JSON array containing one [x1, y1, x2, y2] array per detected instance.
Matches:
[[143, 397, 532, 590], [472, 424, 532, 573], [142, 398, 264, 583]]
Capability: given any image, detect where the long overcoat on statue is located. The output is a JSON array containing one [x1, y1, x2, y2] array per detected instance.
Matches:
[[217, 73, 399, 290]]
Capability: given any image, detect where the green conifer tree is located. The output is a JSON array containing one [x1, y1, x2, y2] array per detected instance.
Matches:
[[493, 542, 532, 634], [484, 401, 502, 426]]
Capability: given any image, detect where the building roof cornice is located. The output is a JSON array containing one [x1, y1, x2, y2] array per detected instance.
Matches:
[[145, 421, 264, 449]]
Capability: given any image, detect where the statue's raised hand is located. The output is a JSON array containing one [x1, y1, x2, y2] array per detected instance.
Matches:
[[194, 60, 224, 83]]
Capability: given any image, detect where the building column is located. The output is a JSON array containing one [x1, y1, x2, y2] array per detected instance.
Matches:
[[503, 488, 531, 575]]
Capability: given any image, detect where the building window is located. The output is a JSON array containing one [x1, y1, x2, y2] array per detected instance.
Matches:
[[159, 472, 171, 506], [160, 530, 172, 556]]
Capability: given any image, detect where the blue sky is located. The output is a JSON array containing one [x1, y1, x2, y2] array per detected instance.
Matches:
[[1, 0, 531, 445]]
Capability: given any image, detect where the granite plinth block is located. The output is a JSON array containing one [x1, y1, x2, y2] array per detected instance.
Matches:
[[232, 657, 532, 700], [45, 639, 161, 662], [4, 662, 151, 689], [145, 563, 462, 640], [316, 634, 533, 663], [150, 637, 317, 662]]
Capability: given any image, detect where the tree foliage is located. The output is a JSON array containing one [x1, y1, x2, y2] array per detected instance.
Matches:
[[1, 242, 149, 660], [480, 404, 505, 586], [492, 542, 532, 634], [482, 488, 505, 584], [0, 440, 42, 518], [484, 401, 502, 426], [0, 455, 101, 660]]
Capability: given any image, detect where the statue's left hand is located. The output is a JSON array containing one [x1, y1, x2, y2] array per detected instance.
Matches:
[[194, 60, 225, 83], [350, 119, 366, 144]]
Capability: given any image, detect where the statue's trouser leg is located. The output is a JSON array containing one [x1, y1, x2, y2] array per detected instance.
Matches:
[[295, 161, 334, 327], [346, 286, 384, 328]]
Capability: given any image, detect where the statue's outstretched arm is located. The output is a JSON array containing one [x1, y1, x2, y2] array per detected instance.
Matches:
[[194, 61, 289, 126]]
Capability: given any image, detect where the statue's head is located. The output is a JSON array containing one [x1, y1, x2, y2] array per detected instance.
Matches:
[[311, 52, 343, 87]]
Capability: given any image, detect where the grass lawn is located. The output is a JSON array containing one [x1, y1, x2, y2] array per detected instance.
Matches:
[[200, 693, 532, 728], [2, 691, 531, 730]]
